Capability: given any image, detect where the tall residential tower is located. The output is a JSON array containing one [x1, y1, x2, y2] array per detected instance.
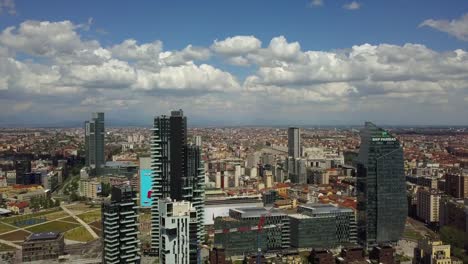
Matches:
[[85, 112, 105, 175], [356, 122, 407, 247], [150, 110, 205, 262], [102, 186, 140, 264]]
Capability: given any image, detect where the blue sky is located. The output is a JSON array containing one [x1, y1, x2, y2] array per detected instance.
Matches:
[[0, 0, 467, 126]]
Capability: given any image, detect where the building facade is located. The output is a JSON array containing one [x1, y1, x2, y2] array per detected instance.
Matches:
[[290, 204, 357, 248], [445, 174, 468, 198], [413, 238, 453, 264], [288, 127, 301, 159], [158, 198, 195, 264], [22, 232, 65, 262], [356, 122, 407, 247], [85, 112, 105, 175], [102, 186, 140, 264], [150, 109, 205, 260], [416, 188, 441, 224], [214, 207, 289, 256]]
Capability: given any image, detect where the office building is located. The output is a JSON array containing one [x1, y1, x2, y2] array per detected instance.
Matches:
[[159, 198, 195, 264], [416, 188, 441, 224], [22, 232, 65, 262], [151, 109, 205, 261], [289, 204, 357, 248], [288, 127, 301, 158], [14, 159, 31, 184], [85, 112, 105, 175], [445, 174, 468, 198], [214, 207, 289, 256], [413, 238, 453, 264], [356, 122, 407, 247], [102, 186, 140, 264]]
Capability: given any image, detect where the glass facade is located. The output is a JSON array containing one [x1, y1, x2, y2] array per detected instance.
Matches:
[[356, 122, 407, 247], [85, 112, 105, 175]]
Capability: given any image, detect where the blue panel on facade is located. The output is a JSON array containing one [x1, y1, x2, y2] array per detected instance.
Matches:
[[140, 169, 152, 207]]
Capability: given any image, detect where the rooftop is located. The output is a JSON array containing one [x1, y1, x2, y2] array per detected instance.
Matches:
[[230, 207, 286, 218], [27, 232, 60, 241]]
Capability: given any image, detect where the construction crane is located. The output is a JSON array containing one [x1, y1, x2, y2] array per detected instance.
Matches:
[[256, 212, 271, 264]]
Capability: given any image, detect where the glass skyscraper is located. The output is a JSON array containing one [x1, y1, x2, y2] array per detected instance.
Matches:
[[356, 122, 407, 247], [85, 112, 105, 175], [150, 110, 205, 262], [288, 127, 301, 158]]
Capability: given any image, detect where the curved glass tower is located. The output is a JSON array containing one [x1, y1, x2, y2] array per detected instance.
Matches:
[[356, 122, 407, 247]]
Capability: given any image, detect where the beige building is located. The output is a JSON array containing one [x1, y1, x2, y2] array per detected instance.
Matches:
[[413, 238, 453, 264], [79, 179, 101, 199], [417, 188, 441, 223]]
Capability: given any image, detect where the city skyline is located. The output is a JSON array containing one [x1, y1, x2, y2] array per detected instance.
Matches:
[[0, 1, 468, 126]]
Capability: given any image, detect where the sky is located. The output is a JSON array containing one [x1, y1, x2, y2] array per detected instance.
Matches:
[[0, 0, 467, 127]]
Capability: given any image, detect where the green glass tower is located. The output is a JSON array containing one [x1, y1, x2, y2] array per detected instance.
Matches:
[[356, 122, 407, 247]]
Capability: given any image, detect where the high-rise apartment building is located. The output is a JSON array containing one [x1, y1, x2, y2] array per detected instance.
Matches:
[[445, 174, 468, 198], [150, 110, 205, 261], [416, 188, 441, 224], [85, 112, 105, 175], [102, 186, 140, 264], [356, 122, 407, 247], [288, 127, 301, 158], [158, 198, 196, 264]]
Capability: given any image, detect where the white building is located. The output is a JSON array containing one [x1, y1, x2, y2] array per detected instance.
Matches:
[[159, 199, 193, 264]]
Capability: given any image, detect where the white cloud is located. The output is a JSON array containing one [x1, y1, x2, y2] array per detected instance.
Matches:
[[133, 63, 240, 92], [309, 0, 323, 7], [420, 13, 468, 41], [111, 39, 163, 60], [343, 1, 361, 10], [0, 20, 467, 125], [0, 0, 15, 15], [211, 35, 261, 56]]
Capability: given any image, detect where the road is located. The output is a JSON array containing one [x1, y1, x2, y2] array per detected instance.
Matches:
[[60, 205, 99, 240], [0, 238, 21, 250]]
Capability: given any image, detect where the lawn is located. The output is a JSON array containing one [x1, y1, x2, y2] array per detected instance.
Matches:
[[0, 223, 15, 234], [65, 203, 94, 214], [26, 220, 79, 233], [60, 216, 79, 223], [44, 211, 69, 221], [403, 229, 423, 241], [77, 210, 101, 223], [1, 208, 61, 224], [0, 230, 30, 241], [64, 226, 94, 242], [0, 243, 16, 252]]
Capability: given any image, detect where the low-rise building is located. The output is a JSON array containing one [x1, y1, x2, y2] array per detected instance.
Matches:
[[22, 232, 65, 262], [413, 238, 453, 264]]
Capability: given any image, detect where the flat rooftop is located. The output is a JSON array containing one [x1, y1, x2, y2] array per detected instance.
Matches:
[[27, 232, 60, 241], [299, 203, 354, 214], [231, 207, 286, 218]]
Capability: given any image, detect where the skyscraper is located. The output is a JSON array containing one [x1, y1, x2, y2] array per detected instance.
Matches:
[[102, 186, 140, 264], [85, 112, 105, 175], [356, 122, 407, 247], [288, 127, 301, 158], [151, 110, 205, 261]]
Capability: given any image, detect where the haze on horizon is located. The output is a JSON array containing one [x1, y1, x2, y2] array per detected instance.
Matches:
[[0, 0, 467, 126]]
